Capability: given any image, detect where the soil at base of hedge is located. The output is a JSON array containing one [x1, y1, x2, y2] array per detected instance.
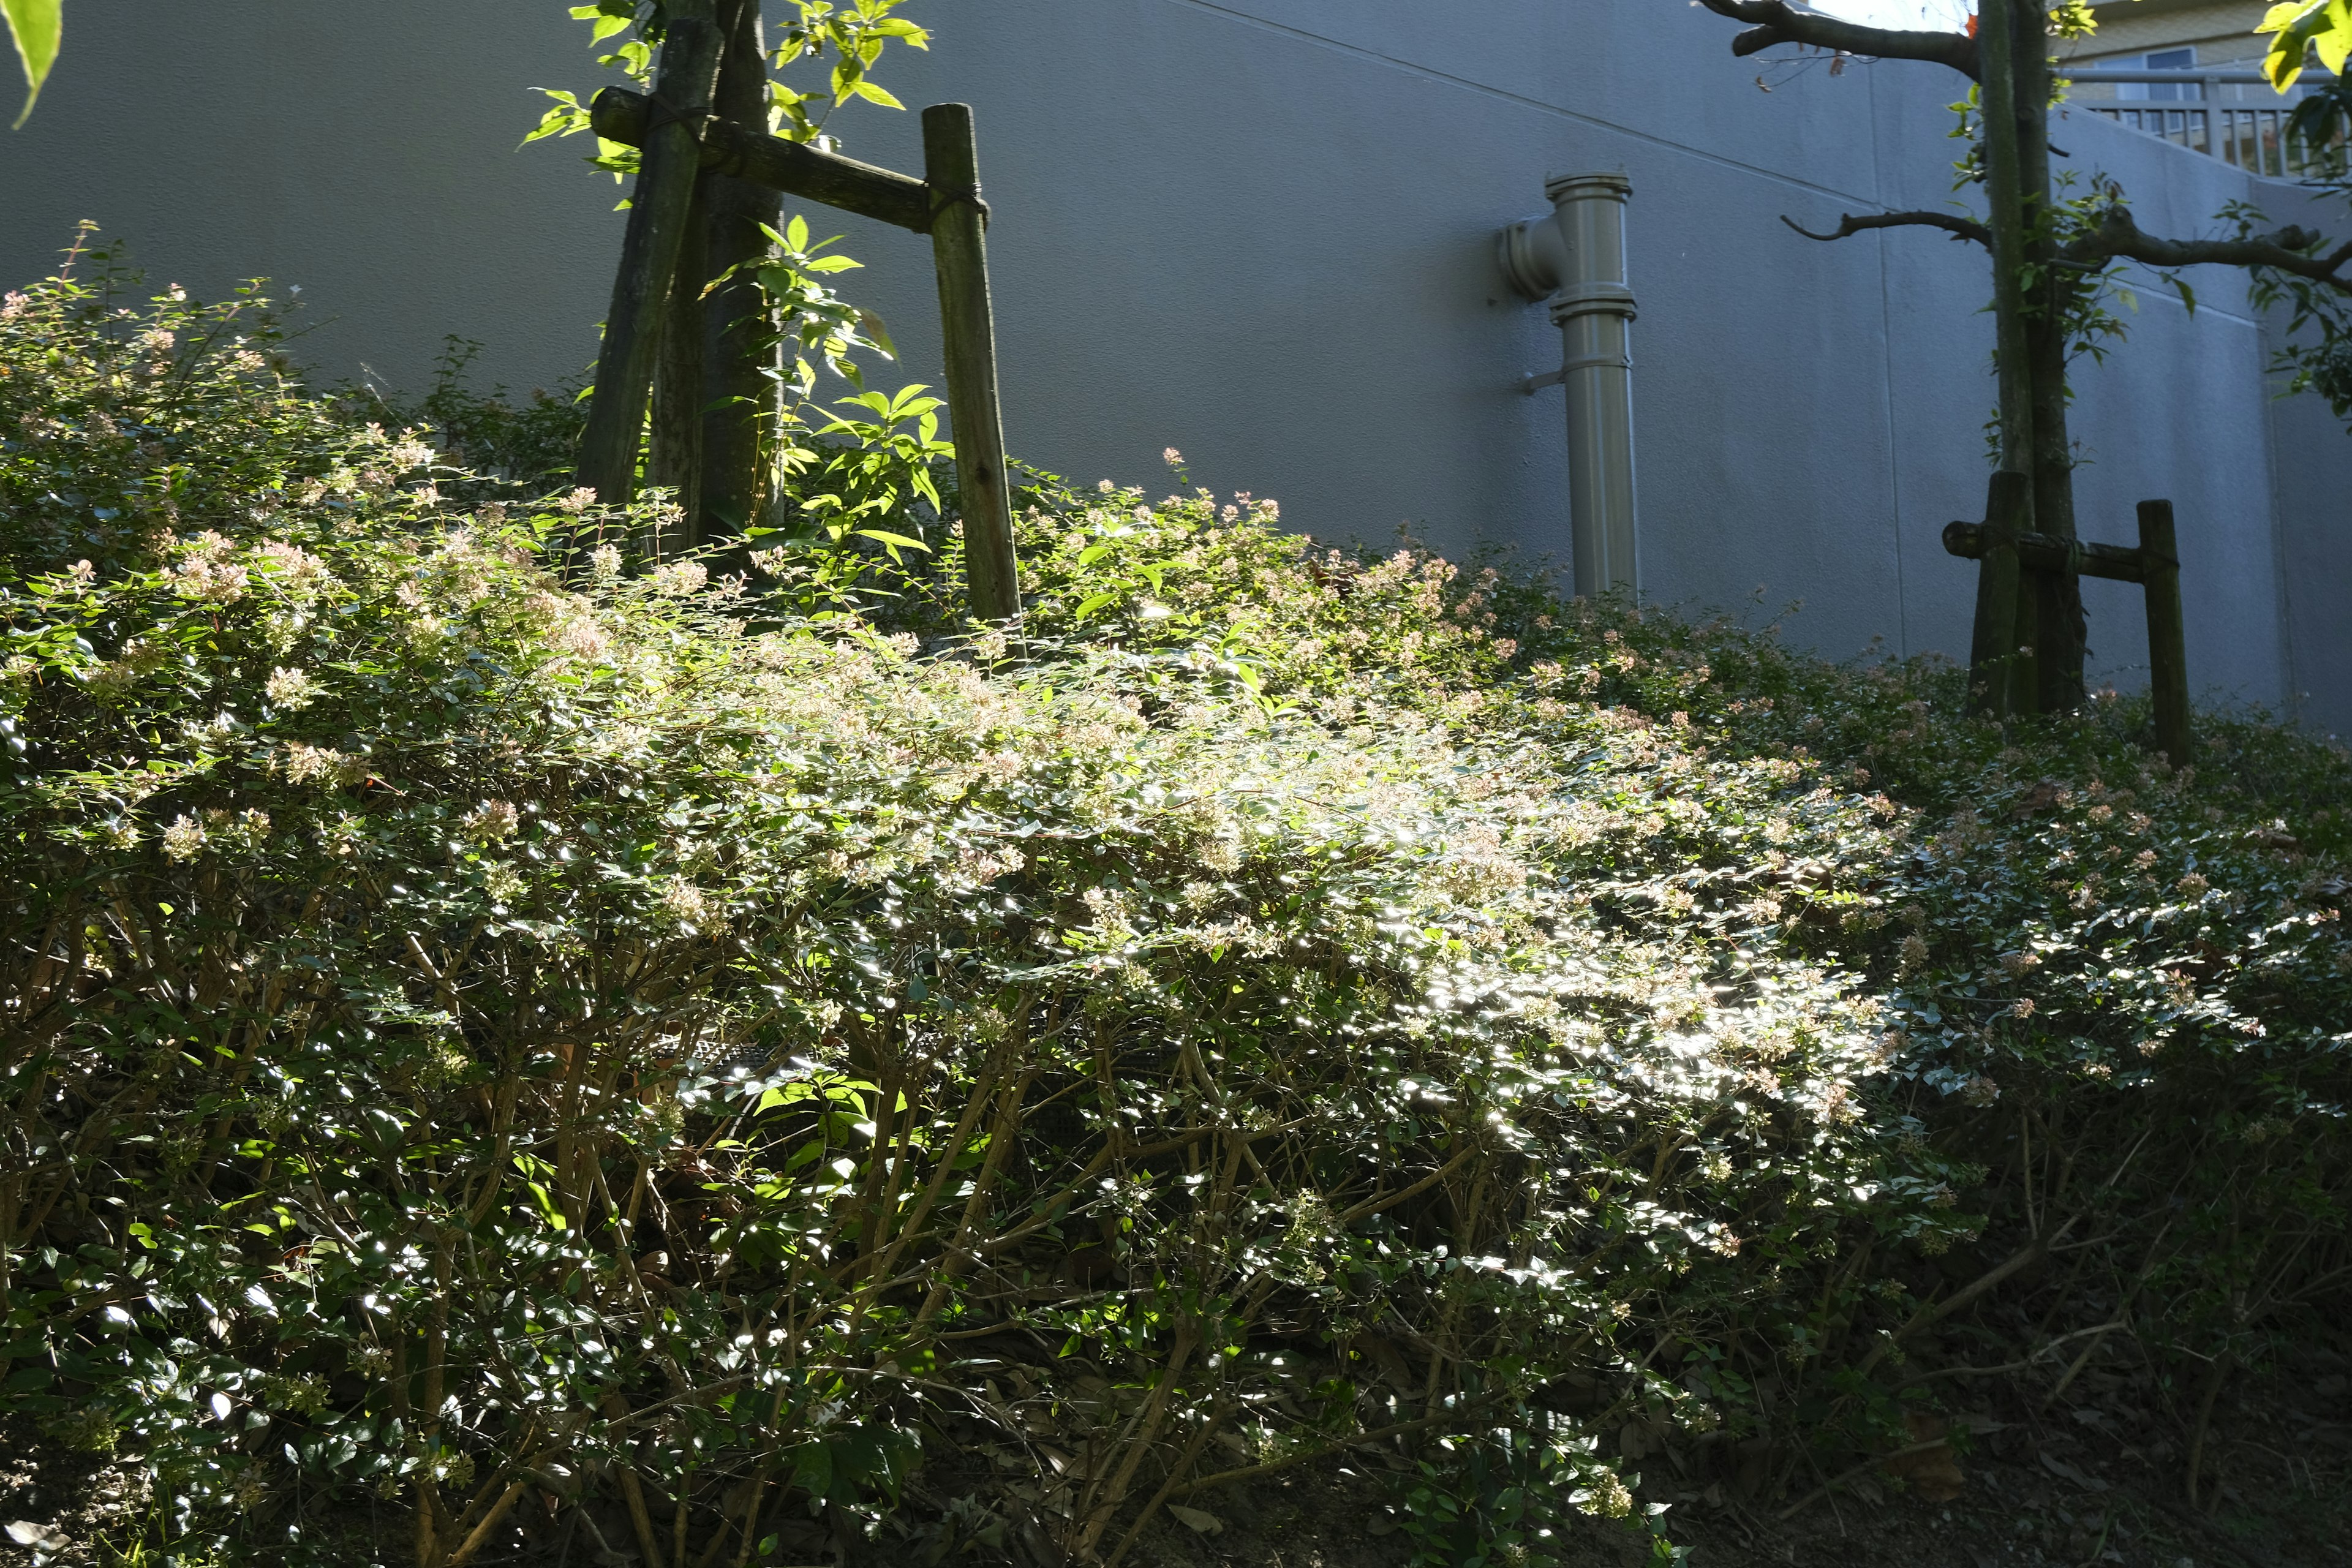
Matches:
[[4, 1355, 2346, 1568]]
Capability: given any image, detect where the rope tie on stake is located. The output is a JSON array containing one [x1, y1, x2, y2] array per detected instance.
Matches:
[[639, 94, 718, 141], [929, 183, 991, 228]]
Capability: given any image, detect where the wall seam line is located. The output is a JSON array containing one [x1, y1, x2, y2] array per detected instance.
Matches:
[[1157, 0, 1923, 211]]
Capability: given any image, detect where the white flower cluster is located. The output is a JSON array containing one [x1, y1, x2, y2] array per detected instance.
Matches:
[[264, 667, 322, 710], [164, 532, 249, 603]]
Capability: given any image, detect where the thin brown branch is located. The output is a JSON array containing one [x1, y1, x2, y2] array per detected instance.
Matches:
[[1694, 0, 1978, 78], [1854, 1223, 2067, 1379], [1336, 1143, 1478, 1227], [1164, 1403, 1491, 1501], [1777, 1438, 1953, 1522], [1101, 1400, 1235, 1568], [1782, 210, 1991, 248], [2068, 205, 2352, 291]]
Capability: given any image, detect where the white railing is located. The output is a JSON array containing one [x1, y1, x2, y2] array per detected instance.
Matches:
[[2063, 66, 2338, 178]]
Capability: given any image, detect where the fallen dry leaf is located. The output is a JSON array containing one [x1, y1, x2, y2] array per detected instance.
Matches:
[[2038, 1450, 2107, 1491], [1166, 1504, 1224, 1536], [1883, 1411, 1965, 1502]]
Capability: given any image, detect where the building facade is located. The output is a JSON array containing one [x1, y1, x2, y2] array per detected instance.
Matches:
[[2068, 0, 2276, 74], [5, 1, 2348, 731]]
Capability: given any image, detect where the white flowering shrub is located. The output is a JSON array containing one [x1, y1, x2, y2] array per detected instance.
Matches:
[[3, 271, 2348, 1568]]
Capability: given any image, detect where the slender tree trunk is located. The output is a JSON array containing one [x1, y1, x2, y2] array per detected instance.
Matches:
[[1980, 0, 2035, 479], [2013, 0, 2089, 712], [698, 0, 781, 549]]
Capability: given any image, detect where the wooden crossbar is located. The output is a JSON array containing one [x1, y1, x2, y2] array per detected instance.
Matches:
[[590, 86, 932, 235], [1940, 521, 2154, 584], [1943, 499, 2191, 764]]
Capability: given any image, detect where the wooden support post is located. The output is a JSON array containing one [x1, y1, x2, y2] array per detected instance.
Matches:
[[576, 0, 726, 510], [696, 0, 782, 545], [1966, 469, 2030, 720], [922, 103, 1022, 623], [647, 193, 709, 556], [2138, 499, 2192, 766]]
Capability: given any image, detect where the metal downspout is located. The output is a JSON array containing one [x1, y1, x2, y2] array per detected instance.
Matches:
[[1499, 173, 1638, 597]]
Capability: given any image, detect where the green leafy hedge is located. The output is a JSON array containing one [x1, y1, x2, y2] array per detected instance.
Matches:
[[2, 254, 2346, 1568]]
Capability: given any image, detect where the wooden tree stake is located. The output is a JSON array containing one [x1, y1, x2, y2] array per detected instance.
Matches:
[[1966, 469, 2030, 719], [577, 0, 726, 510], [647, 187, 709, 555], [922, 102, 1022, 622], [2137, 499, 2192, 766], [1947, 494, 2193, 764], [587, 86, 1023, 624], [696, 0, 782, 546]]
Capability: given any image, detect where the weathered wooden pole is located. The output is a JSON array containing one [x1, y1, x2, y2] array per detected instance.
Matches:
[[646, 198, 708, 555], [921, 103, 1022, 622], [697, 0, 782, 544], [1972, 0, 2035, 718], [2137, 499, 2192, 766], [576, 0, 726, 510], [1967, 469, 2031, 718]]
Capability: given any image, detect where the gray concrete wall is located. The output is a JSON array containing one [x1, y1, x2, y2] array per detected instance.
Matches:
[[4, 1, 2345, 730], [0, 3, 619, 399]]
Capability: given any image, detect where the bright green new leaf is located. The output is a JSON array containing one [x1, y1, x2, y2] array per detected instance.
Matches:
[[2320, 0, 2352, 73], [2258, 0, 2340, 88], [2, 0, 60, 127]]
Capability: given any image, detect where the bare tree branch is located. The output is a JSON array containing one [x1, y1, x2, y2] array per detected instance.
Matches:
[[2068, 205, 2352, 292], [1781, 210, 1992, 247], [1694, 0, 1979, 78]]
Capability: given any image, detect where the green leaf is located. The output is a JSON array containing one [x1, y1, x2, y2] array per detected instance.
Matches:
[[850, 79, 905, 109], [2320, 0, 2352, 73], [525, 1181, 567, 1230], [521, 91, 591, 148], [2261, 0, 2334, 87], [3, 0, 61, 128]]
